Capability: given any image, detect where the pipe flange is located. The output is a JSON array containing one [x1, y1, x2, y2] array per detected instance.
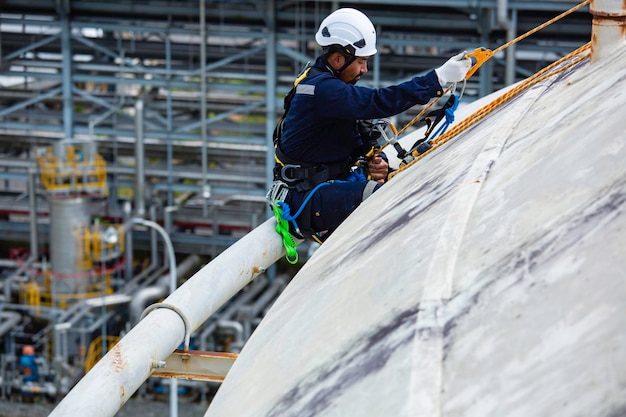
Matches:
[[140, 302, 191, 351]]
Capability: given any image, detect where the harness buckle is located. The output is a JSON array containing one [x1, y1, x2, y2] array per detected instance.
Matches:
[[280, 164, 303, 182], [266, 180, 290, 207]]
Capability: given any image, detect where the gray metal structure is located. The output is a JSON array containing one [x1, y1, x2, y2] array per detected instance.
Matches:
[[0, 0, 591, 256]]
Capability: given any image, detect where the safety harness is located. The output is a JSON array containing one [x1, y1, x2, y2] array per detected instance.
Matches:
[[268, 63, 338, 261], [268, 59, 463, 262], [268, 60, 381, 261]]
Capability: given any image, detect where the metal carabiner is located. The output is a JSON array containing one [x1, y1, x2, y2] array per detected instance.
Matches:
[[266, 180, 290, 206]]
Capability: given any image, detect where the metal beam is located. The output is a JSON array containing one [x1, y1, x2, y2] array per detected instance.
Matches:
[[150, 349, 238, 382]]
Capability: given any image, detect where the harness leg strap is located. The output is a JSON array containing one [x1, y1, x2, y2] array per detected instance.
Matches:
[[362, 180, 379, 201]]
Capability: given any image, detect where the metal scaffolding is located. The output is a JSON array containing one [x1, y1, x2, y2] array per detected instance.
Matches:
[[0, 0, 591, 255]]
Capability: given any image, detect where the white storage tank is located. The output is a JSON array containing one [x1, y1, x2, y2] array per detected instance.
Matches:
[[49, 197, 91, 294], [204, 42, 626, 417]]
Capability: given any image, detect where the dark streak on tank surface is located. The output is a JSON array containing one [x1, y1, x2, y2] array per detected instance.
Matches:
[[440, 176, 626, 360], [266, 304, 420, 417]]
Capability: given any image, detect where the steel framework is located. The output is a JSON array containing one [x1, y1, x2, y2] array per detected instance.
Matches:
[[0, 0, 591, 255]]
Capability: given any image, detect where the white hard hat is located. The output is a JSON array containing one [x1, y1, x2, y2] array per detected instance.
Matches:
[[315, 8, 377, 57]]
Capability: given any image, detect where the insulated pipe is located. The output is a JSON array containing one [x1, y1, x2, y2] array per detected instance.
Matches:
[[248, 276, 286, 317], [265, 0, 277, 220], [3, 268, 29, 305], [239, 277, 286, 340], [200, 0, 209, 218], [134, 98, 146, 217], [121, 263, 162, 293], [150, 204, 159, 268], [19, 382, 57, 396], [129, 285, 168, 326], [28, 169, 38, 260], [130, 217, 179, 417], [505, 10, 518, 86], [123, 201, 134, 281], [196, 275, 267, 405], [497, 0, 509, 30], [60, 0, 73, 139], [129, 255, 200, 324], [590, 0, 626, 63], [48, 217, 287, 417], [216, 320, 245, 351], [198, 276, 271, 351]]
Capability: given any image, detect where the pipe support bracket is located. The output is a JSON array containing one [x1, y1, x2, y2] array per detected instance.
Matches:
[[140, 302, 191, 351]]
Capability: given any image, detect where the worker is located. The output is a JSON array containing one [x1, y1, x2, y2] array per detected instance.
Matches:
[[270, 8, 471, 243], [19, 345, 39, 383]]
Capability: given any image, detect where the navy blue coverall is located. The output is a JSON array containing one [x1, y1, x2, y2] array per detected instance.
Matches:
[[276, 56, 443, 241]]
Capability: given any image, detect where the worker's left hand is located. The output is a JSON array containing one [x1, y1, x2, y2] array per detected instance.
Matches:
[[435, 52, 472, 85], [368, 156, 389, 184]]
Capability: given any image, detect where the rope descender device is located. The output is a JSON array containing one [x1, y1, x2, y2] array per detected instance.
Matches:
[[370, 119, 406, 159], [465, 47, 494, 79]]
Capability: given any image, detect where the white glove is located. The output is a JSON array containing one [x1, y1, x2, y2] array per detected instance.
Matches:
[[435, 52, 472, 86]]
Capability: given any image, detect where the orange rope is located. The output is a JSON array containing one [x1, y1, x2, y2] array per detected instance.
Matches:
[[492, 0, 590, 56], [390, 0, 591, 145], [388, 43, 591, 180], [396, 84, 454, 137]]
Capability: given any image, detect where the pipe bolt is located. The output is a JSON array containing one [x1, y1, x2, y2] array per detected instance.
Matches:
[[153, 360, 167, 369]]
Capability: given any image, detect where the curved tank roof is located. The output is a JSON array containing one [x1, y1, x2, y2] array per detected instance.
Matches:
[[204, 45, 626, 417]]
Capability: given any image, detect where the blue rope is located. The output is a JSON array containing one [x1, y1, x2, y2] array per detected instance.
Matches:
[[277, 181, 330, 233], [346, 166, 367, 182], [277, 168, 367, 236], [431, 95, 459, 139]]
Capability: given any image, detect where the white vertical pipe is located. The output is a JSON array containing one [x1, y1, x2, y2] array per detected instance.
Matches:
[[200, 0, 209, 217], [265, 0, 277, 219], [28, 169, 38, 259], [60, 0, 73, 139], [134, 98, 145, 217], [48, 218, 287, 417], [131, 217, 178, 417], [505, 9, 518, 86], [590, 0, 626, 63], [496, 0, 509, 29]]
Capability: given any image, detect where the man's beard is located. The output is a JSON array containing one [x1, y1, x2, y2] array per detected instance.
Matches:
[[349, 74, 363, 85]]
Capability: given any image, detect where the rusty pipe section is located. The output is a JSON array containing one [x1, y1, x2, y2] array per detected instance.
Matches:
[[591, 0, 626, 62], [49, 218, 289, 417]]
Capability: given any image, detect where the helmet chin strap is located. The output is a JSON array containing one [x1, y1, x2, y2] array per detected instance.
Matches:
[[338, 55, 357, 75], [322, 46, 357, 78]]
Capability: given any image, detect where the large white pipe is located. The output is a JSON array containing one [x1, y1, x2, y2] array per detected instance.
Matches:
[[49, 217, 287, 417]]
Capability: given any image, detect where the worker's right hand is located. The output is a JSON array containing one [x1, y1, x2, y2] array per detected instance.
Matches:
[[435, 52, 472, 86], [368, 156, 388, 184]]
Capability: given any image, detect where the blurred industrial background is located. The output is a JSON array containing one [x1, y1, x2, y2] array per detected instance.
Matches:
[[0, 0, 590, 407]]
